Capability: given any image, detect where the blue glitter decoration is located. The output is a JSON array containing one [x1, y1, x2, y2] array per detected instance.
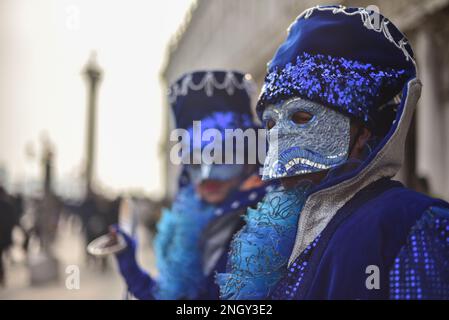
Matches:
[[186, 111, 254, 151], [257, 52, 411, 126], [389, 206, 449, 299], [270, 234, 322, 300], [216, 182, 313, 299]]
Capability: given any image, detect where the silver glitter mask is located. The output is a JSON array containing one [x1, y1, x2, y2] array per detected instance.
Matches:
[[262, 98, 350, 180]]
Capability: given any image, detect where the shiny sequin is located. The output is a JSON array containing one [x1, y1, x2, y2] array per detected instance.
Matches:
[[389, 206, 449, 299], [186, 111, 254, 151], [270, 234, 322, 300], [257, 52, 410, 126]]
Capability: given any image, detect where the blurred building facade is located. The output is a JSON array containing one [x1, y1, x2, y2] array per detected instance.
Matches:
[[162, 0, 449, 201]]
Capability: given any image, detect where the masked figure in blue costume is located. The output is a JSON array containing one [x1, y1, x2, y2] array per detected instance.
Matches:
[[217, 6, 449, 300], [114, 70, 274, 300]]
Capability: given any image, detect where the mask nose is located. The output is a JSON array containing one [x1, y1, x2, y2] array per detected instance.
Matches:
[[267, 125, 297, 145]]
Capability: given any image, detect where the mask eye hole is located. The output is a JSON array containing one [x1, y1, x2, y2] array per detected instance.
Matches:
[[291, 111, 313, 125], [266, 119, 276, 130]]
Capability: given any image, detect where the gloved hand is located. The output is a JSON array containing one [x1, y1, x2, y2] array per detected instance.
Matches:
[[112, 225, 155, 300]]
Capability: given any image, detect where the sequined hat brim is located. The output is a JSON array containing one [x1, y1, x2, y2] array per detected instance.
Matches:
[[257, 52, 412, 127]]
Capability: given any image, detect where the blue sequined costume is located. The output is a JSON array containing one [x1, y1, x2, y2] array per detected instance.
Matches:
[[389, 206, 449, 299], [270, 179, 449, 299], [225, 6, 449, 300]]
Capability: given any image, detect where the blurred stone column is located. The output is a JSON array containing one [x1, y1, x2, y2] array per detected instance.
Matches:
[[83, 54, 102, 197]]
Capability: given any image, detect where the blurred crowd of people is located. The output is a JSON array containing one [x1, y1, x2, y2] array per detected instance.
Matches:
[[0, 179, 165, 287], [0, 186, 23, 286]]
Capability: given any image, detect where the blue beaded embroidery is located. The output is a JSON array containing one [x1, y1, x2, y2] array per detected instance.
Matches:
[[270, 234, 322, 300], [389, 206, 449, 299], [257, 52, 410, 125]]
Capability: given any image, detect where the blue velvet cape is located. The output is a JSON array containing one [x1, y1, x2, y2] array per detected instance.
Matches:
[[271, 178, 449, 299]]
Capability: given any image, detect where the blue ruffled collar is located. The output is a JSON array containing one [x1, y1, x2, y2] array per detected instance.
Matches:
[[153, 182, 272, 299], [216, 181, 313, 299]]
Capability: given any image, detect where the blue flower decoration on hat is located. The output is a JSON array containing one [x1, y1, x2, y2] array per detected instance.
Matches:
[[186, 111, 254, 151]]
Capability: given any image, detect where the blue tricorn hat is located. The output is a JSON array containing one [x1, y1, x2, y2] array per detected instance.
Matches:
[[257, 5, 416, 134], [169, 70, 256, 132]]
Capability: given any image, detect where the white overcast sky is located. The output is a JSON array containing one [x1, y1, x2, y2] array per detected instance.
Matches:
[[0, 0, 193, 198]]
